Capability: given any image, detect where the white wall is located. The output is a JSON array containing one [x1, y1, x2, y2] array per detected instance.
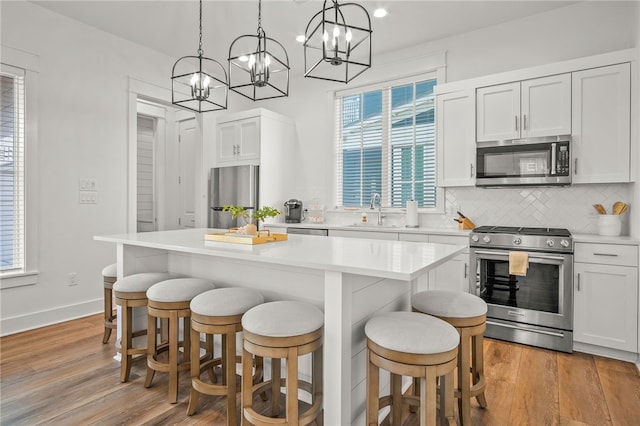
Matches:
[[0, 1, 638, 335], [0, 1, 182, 334], [256, 1, 639, 236]]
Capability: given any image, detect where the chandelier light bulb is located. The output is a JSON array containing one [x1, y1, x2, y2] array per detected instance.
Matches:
[[190, 72, 211, 101]]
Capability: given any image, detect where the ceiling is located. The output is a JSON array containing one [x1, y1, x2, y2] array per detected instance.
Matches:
[[32, 0, 577, 73]]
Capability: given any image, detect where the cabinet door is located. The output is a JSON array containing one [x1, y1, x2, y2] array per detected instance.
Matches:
[[571, 63, 631, 183], [237, 117, 260, 161], [574, 262, 638, 352], [476, 82, 520, 142], [436, 90, 476, 187], [427, 235, 469, 293], [521, 74, 571, 138], [217, 122, 238, 163]]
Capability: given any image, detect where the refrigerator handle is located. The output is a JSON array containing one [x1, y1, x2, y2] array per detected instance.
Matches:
[[250, 165, 259, 208]]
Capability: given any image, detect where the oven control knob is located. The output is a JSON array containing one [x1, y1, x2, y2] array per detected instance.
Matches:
[[471, 235, 479, 242], [546, 239, 555, 247], [513, 238, 522, 245], [560, 239, 570, 248], [482, 236, 491, 243]]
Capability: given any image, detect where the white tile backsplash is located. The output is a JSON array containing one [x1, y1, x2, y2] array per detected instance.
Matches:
[[428, 183, 633, 235]]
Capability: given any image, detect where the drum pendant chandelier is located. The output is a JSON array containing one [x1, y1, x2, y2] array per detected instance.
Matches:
[[171, 0, 228, 113], [228, 0, 290, 101], [303, 0, 372, 84]]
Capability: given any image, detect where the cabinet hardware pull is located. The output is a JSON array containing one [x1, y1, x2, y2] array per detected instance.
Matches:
[[515, 115, 518, 131], [523, 114, 527, 131], [593, 252, 619, 257], [464, 263, 468, 278], [577, 273, 580, 291], [470, 164, 474, 178], [574, 158, 578, 174]]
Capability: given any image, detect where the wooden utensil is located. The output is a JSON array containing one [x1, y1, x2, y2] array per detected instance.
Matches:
[[612, 201, 628, 215], [593, 204, 607, 215]]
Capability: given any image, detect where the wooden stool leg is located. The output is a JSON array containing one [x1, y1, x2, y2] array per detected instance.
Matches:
[[103, 286, 113, 344], [168, 310, 179, 403], [421, 368, 437, 426], [473, 333, 488, 408], [120, 302, 132, 383], [440, 368, 455, 426], [271, 358, 281, 416], [144, 313, 157, 388], [410, 377, 419, 413], [391, 373, 403, 425], [286, 347, 299, 425], [206, 334, 215, 383], [366, 350, 379, 426], [458, 328, 472, 426], [226, 327, 237, 426], [187, 325, 201, 415], [242, 345, 254, 423]]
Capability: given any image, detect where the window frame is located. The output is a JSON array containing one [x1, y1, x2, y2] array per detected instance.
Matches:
[[1, 46, 39, 289], [334, 71, 444, 213]]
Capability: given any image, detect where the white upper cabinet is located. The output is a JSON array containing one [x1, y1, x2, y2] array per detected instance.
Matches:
[[476, 74, 571, 142], [436, 89, 476, 187], [476, 82, 520, 141], [216, 116, 260, 164], [521, 74, 572, 138], [571, 63, 631, 184]]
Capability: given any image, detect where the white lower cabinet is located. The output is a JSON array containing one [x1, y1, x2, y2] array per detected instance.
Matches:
[[573, 242, 639, 353], [398, 233, 470, 293]]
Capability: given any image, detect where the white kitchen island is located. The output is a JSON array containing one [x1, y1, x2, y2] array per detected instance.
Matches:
[[95, 228, 465, 426]]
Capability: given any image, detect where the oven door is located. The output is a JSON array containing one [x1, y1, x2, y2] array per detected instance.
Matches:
[[470, 248, 573, 331]]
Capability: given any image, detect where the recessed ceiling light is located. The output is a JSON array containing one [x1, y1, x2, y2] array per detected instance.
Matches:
[[373, 8, 387, 18], [238, 55, 249, 62], [296, 34, 306, 43]]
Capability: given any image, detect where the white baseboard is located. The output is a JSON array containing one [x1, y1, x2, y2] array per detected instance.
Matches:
[[0, 299, 103, 337], [573, 341, 640, 371]]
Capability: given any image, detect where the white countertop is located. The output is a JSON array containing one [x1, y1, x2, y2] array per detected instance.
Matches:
[[95, 228, 466, 281], [265, 222, 471, 237]]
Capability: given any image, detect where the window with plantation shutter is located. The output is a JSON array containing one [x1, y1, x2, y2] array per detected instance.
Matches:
[[1, 68, 25, 272], [335, 74, 441, 210]]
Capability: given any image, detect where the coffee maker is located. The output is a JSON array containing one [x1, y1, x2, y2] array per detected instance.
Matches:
[[284, 199, 304, 223]]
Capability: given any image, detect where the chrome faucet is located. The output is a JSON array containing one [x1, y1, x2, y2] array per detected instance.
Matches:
[[370, 193, 384, 225]]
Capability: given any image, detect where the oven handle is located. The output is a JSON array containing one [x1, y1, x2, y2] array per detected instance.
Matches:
[[486, 320, 566, 338], [472, 250, 567, 262]]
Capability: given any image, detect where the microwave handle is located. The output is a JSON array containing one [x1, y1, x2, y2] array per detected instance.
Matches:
[[551, 143, 557, 175]]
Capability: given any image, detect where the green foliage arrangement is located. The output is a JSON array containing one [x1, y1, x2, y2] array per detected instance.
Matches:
[[222, 205, 282, 223]]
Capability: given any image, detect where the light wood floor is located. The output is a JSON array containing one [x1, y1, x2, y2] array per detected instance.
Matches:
[[1, 314, 639, 425]]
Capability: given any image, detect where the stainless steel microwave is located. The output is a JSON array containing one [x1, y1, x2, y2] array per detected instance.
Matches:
[[475, 136, 571, 187]]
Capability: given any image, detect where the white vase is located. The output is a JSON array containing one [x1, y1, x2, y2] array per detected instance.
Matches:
[[597, 215, 622, 236]]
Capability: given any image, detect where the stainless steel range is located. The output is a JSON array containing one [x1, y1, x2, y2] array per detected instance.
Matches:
[[469, 226, 573, 352]]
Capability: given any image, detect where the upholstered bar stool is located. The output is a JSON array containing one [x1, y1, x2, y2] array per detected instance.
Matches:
[[412, 290, 488, 426], [365, 311, 459, 426], [113, 272, 175, 382], [144, 277, 216, 403], [241, 301, 324, 426], [187, 287, 265, 423], [101, 263, 117, 344]]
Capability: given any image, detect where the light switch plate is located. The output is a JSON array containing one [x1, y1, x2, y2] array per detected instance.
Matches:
[[79, 190, 97, 204]]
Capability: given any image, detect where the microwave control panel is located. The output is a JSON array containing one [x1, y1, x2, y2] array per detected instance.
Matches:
[[555, 143, 570, 176]]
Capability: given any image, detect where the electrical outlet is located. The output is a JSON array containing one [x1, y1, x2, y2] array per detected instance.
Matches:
[[68, 272, 78, 286]]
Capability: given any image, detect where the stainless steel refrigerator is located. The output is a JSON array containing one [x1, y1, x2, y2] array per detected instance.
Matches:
[[208, 165, 259, 229]]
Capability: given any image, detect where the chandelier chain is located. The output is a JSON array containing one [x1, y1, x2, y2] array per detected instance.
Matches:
[[197, 0, 203, 56], [257, 0, 262, 33]]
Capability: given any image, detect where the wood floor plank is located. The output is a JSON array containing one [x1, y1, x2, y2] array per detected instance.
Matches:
[[508, 345, 560, 425], [557, 351, 612, 425], [483, 338, 522, 384], [596, 362, 640, 426], [2, 314, 640, 426]]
